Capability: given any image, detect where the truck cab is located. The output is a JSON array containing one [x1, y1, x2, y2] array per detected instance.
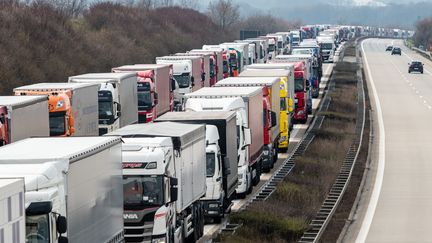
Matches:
[[294, 66, 308, 123], [98, 81, 122, 134], [136, 71, 158, 123], [14, 89, 74, 137]]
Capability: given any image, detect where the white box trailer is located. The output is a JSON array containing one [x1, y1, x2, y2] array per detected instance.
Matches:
[[0, 96, 49, 145], [68, 73, 138, 135], [107, 122, 206, 242], [0, 137, 124, 243], [0, 178, 25, 243], [184, 87, 264, 186], [14, 83, 99, 137]]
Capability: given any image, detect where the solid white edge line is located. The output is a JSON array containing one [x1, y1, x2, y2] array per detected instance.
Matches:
[[355, 39, 386, 243]]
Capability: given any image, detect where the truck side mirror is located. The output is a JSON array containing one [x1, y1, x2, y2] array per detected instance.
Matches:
[[58, 236, 68, 243], [171, 79, 177, 91], [191, 77, 195, 87], [201, 73, 205, 82], [170, 177, 178, 203], [57, 215, 67, 234], [243, 128, 251, 147], [0, 114, 5, 124], [116, 103, 122, 112], [271, 111, 277, 128], [224, 157, 231, 175], [154, 92, 159, 105]]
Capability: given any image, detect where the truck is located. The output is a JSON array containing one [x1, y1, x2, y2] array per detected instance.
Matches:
[[237, 39, 265, 63], [243, 63, 296, 132], [14, 82, 99, 137], [189, 49, 224, 83], [112, 64, 175, 123], [174, 53, 211, 87], [275, 54, 318, 100], [201, 45, 231, 79], [317, 36, 336, 62], [267, 34, 286, 55], [215, 77, 279, 171], [239, 69, 294, 152], [184, 87, 263, 194], [106, 122, 206, 243], [156, 56, 203, 100], [155, 111, 238, 222], [0, 96, 49, 146], [259, 36, 278, 60], [0, 136, 124, 243], [68, 73, 138, 135], [290, 30, 302, 47], [272, 56, 313, 115], [220, 42, 249, 73], [0, 178, 25, 243]]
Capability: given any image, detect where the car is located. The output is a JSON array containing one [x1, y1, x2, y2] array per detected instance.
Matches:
[[386, 45, 393, 51], [408, 61, 424, 74], [391, 47, 401, 55]]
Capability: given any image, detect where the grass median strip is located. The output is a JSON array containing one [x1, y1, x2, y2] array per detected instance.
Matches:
[[217, 43, 359, 243]]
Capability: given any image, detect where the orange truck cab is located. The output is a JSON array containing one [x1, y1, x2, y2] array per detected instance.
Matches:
[[16, 90, 74, 136]]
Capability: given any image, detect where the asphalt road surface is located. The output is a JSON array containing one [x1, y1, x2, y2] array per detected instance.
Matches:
[[352, 38, 432, 242]]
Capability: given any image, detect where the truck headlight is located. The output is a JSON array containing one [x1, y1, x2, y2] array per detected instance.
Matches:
[[152, 237, 166, 243]]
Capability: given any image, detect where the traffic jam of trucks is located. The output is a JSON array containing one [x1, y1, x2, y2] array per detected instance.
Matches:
[[0, 24, 353, 242]]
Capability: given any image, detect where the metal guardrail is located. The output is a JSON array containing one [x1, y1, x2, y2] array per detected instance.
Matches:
[[412, 47, 432, 60], [298, 39, 366, 243]]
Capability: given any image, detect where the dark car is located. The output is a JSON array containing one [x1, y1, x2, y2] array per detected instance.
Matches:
[[408, 61, 424, 73], [391, 47, 401, 55], [386, 45, 393, 51]]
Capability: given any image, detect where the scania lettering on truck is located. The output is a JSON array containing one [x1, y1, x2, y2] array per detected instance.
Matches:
[[112, 64, 175, 123], [68, 72, 138, 135], [14, 82, 99, 137], [106, 122, 206, 243], [243, 63, 296, 133], [0, 96, 49, 146], [156, 56, 203, 100], [189, 49, 224, 84], [174, 53, 211, 87], [184, 87, 263, 195], [215, 77, 280, 172], [156, 111, 239, 222], [239, 69, 294, 152], [0, 137, 124, 243], [0, 178, 25, 243]]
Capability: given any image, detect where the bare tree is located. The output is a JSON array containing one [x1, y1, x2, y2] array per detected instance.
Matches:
[[178, 0, 199, 10], [32, 0, 86, 17], [154, 0, 173, 7], [135, 0, 154, 9], [207, 0, 239, 31]]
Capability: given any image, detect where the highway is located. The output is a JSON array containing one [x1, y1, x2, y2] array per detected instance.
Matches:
[[353, 38, 432, 242]]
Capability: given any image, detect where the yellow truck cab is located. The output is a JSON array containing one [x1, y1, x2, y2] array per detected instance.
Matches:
[[239, 68, 294, 152]]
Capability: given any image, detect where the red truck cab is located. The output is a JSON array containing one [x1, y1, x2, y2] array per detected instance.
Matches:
[[137, 71, 158, 123], [293, 62, 308, 123]]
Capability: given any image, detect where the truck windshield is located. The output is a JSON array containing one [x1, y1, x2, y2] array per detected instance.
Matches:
[[49, 111, 66, 136], [321, 43, 333, 50], [99, 101, 114, 119], [223, 61, 229, 73], [269, 44, 275, 52], [174, 74, 191, 88], [26, 214, 50, 243], [206, 152, 216, 177], [280, 98, 287, 111], [293, 37, 300, 42], [295, 78, 305, 92], [123, 175, 164, 208], [138, 91, 152, 108]]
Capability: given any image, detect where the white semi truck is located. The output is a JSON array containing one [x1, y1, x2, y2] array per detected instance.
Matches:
[[156, 56, 203, 98], [185, 87, 263, 197], [0, 137, 124, 243], [107, 122, 206, 243], [156, 111, 239, 222], [0, 178, 25, 243], [68, 73, 138, 135], [0, 96, 49, 146]]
